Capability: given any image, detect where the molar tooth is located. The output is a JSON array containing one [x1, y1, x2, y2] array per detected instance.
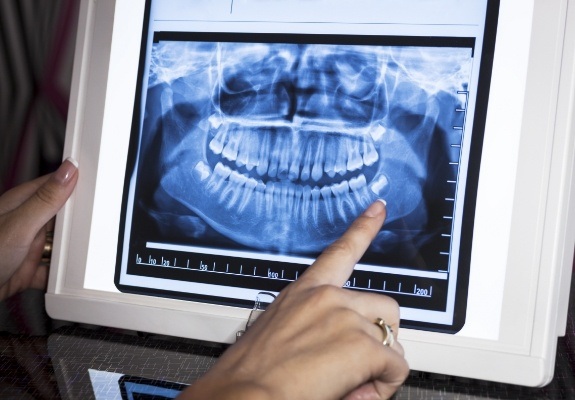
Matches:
[[222, 129, 242, 161], [209, 125, 229, 155], [192, 161, 211, 183], [208, 114, 223, 130], [369, 123, 386, 141], [238, 177, 258, 213], [256, 132, 271, 176], [350, 174, 370, 208], [331, 181, 355, 222], [320, 186, 335, 225], [219, 170, 247, 209], [206, 162, 232, 194], [267, 133, 284, 178], [311, 137, 325, 182], [346, 140, 363, 172], [370, 174, 390, 196], [362, 140, 379, 166]]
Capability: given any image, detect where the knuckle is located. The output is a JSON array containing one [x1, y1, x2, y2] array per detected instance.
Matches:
[[33, 185, 58, 207]]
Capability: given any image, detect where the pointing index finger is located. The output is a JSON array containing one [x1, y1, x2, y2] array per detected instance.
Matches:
[[300, 200, 387, 288]]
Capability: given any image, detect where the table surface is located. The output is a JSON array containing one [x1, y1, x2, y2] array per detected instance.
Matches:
[[0, 281, 573, 400]]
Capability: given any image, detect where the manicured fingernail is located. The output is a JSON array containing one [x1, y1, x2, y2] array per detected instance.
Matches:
[[53, 157, 78, 185], [363, 199, 387, 217]]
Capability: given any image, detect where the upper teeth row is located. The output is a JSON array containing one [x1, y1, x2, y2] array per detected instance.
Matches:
[[208, 122, 381, 183]]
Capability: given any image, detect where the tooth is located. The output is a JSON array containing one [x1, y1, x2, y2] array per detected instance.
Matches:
[[320, 186, 334, 224], [256, 132, 271, 176], [208, 114, 223, 130], [289, 150, 301, 181], [300, 143, 313, 181], [192, 161, 211, 183], [369, 123, 386, 141], [277, 135, 291, 180], [254, 181, 266, 217], [238, 177, 258, 213], [331, 181, 355, 222], [222, 129, 242, 162], [292, 185, 304, 220], [268, 133, 283, 178], [349, 174, 370, 208], [347, 139, 363, 172], [310, 186, 321, 226], [334, 142, 348, 176], [370, 174, 389, 195], [206, 162, 231, 193], [209, 125, 229, 155], [323, 137, 337, 178], [362, 140, 379, 166], [301, 185, 312, 224], [265, 182, 276, 215], [219, 170, 247, 209], [311, 137, 325, 182]]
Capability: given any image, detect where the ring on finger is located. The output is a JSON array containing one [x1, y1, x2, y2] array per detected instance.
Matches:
[[374, 318, 395, 347]]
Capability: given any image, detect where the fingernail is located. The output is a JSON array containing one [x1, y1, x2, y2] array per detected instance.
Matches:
[[53, 157, 78, 185], [363, 199, 387, 217]]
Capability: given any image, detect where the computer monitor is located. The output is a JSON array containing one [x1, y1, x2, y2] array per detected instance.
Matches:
[[46, 0, 575, 386]]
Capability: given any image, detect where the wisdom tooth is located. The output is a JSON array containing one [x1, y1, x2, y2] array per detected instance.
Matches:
[[193, 161, 211, 183], [369, 123, 386, 141], [370, 174, 389, 195]]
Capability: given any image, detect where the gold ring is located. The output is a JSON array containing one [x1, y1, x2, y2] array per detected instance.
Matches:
[[41, 231, 54, 265], [374, 318, 394, 347]]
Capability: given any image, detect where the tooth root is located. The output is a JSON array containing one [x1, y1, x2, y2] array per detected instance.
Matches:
[[331, 181, 355, 222], [311, 137, 325, 182], [237, 177, 258, 213], [257, 132, 271, 176], [267, 133, 283, 178], [320, 186, 334, 225], [349, 174, 370, 208], [347, 140, 364, 172], [206, 162, 232, 194], [209, 125, 229, 155], [222, 129, 242, 161], [370, 174, 389, 196], [236, 131, 252, 168], [192, 161, 211, 183], [310, 186, 321, 227], [362, 140, 379, 166]]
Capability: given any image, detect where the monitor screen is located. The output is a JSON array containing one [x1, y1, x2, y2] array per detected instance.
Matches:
[[110, 0, 498, 333]]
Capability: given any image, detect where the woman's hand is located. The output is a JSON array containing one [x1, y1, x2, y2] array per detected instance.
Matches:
[[181, 200, 409, 400], [0, 159, 78, 300]]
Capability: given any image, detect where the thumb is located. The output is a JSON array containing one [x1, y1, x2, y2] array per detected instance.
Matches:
[[8, 158, 78, 242]]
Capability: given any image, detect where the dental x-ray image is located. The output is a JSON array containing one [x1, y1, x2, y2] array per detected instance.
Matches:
[[128, 33, 474, 272]]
